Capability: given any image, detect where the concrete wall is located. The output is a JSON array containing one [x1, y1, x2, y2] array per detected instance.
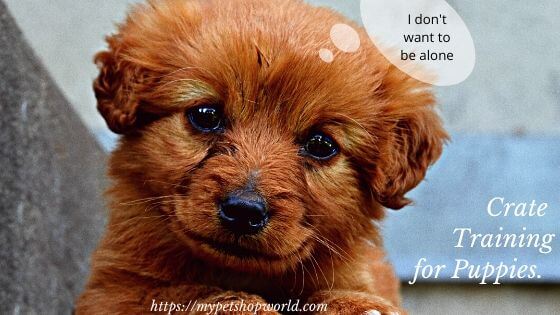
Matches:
[[0, 2, 106, 313]]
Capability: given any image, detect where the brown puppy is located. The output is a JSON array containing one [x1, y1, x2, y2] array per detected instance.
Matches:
[[76, 0, 447, 314]]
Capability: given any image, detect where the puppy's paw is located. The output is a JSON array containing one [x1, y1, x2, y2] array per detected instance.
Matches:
[[197, 291, 279, 315], [364, 309, 402, 315], [306, 291, 405, 315]]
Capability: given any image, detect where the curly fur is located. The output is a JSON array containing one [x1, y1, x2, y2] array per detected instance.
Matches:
[[76, 0, 447, 314]]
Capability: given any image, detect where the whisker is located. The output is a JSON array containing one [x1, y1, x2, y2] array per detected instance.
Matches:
[[143, 179, 192, 190], [120, 195, 178, 206], [107, 213, 179, 228]]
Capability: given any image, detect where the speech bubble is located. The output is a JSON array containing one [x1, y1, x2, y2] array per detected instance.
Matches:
[[360, 0, 475, 86], [319, 24, 361, 63]]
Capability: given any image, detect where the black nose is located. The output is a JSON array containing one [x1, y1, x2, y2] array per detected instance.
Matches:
[[218, 192, 268, 235]]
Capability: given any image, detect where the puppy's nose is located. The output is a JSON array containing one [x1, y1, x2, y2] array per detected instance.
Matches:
[[218, 191, 268, 235]]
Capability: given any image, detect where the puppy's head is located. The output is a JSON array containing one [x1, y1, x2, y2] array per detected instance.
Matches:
[[97, 0, 447, 274]]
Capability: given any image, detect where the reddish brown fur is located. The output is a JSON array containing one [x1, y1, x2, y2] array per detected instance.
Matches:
[[76, 0, 447, 314]]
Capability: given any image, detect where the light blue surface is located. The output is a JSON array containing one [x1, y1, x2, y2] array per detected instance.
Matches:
[[96, 129, 119, 152], [384, 134, 560, 283]]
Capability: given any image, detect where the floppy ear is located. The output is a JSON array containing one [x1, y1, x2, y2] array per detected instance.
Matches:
[[93, 36, 143, 134], [371, 67, 448, 210]]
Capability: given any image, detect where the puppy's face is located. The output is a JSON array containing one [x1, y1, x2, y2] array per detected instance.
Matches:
[[97, 0, 446, 274]]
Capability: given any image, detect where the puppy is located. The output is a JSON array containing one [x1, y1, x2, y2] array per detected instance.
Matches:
[[76, 0, 447, 314]]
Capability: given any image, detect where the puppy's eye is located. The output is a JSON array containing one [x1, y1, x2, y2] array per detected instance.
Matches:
[[303, 133, 339, 160], [187, 105, 224, 133]]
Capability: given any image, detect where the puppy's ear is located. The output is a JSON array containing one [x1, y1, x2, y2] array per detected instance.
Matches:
[[93, 36, 143, 134], [372, 67, 448, 210]]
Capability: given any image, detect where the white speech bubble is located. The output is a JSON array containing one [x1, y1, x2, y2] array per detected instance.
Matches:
[[360, 0, 475, 86], [330, 23, 361, 53], [319, 24, 361, 63]]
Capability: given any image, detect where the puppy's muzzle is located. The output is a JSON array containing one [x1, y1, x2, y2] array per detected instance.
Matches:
[[218, 190, 268, 235]]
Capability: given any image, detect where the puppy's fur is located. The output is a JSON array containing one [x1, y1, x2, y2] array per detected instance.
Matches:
[[76, 0, 447, 313]]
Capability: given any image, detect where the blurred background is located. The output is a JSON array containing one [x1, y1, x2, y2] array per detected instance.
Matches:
[[2, 0, 559, 313]]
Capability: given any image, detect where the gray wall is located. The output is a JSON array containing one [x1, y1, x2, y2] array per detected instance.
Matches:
[[0, 2, 106, 312]]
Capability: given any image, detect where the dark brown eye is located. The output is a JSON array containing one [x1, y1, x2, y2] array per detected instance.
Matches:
[[303, 133, 339, 160], [187, 105, 224, 133]]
